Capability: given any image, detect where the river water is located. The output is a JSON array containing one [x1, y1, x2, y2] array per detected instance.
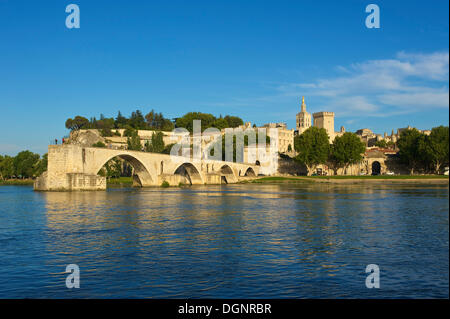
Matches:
[[0, 183, 448, 298]]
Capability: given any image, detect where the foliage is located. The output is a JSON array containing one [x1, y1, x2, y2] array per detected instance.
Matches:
[[293, 127, 330, 175], [144, 132, 165, 153], [145, 110, 174, 131], [0, 155, 15, 179], [328, 132, 366, 175], [374, 140, 387, 148], [0, 151, 47, 179], [161, 181, 170, 187], [34, 153, 48, 177], [65, 116, 90, 131], [422, 126, 449, 173], [13, 151, 40, 178], [397, 128, 427, 174], [100, 127, 113, 137], [92, 141, 106, 148], [127, 130, 142, 151], [175, 112, 244, 133]]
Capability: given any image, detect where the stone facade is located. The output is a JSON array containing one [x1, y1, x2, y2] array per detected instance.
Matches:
[[313, 111, 335, 142]]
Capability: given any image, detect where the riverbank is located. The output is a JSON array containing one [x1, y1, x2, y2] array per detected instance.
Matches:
[[106, 177, 133, 186], [0, 179, 34, 185], [248, 175, 449, 184]]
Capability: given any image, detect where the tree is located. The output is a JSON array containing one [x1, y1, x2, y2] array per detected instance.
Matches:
[[0, 155, 14, 180], [374, 140, 387, 148], [34, 153, 48, 176], [328, 132, 366, 175], [423, 126, 449, 174], [65, 116, 89, 131], [224, 115, 244, 128], [127, 130, 142, 151], [212, 117, 228, 130], [397, 128, 426, 175], [175, 112, 216, 133], [144, 132, 165, 153], [92, 141, 106, 148], [100, 127, 113, 137], [129, 110, 146, 129], [103, 158, 122, 179], [115, 111, 127, 128], [13, 151, 40, 178], [294, 127, 330, 175]]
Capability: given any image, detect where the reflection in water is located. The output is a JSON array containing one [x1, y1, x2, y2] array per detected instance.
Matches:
[[0, 183, 448, 298]]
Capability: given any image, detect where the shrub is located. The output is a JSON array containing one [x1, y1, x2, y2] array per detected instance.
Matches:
[[92, 141, 106, 148], [161, 181, 170, 187]]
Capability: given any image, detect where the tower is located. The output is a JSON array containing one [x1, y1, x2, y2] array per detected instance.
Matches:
[[313, 111, 335, 142], [296, 96, 311, 134]]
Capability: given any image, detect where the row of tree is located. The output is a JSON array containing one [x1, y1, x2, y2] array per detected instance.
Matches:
[[174, 112, 244, 133], [65, 110, 175, 132], [0, 151, 47, 179], [294, 126, 449, 175], [397, 126, 449, 174], [294, 127, 366, 175], [65, 110, 245, 134]]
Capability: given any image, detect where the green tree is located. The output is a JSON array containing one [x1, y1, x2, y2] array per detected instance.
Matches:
[[397, 128, 427, 175], [0, 155, 14, 180], [104, 158, 122, 179], [175, 112, 217, 133], [65, 116, 90, 131], [100, 127, 113, 137], [374, 140, 387, 148], [13, 151, 40, 178], [129, 110, 146, 129], [127, 130, 142, 151], [115, 111, 127, 128], [34, 153, 48, 176], [92, 141, 106, 148], [328, 132, 366, 175], [423, 126, 449, 174], [212, 117, 228, 130], [144, 132, 165, 153], [224, 115, 244, 128], [294, 127, 330, 175]]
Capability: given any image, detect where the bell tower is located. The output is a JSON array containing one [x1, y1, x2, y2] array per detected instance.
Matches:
[[296, 96, 311, 134]]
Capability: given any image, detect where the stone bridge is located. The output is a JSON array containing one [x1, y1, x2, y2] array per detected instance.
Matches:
[[34, 145, 260, 191]]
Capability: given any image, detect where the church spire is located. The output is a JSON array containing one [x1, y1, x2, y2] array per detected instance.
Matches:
[[301, 96, 306, 112]]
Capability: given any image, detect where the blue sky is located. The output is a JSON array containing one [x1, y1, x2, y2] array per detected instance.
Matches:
[[0, 0, 448, 155]]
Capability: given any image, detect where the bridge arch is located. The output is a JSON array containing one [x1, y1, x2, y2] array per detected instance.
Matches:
[[220, 164, 237, 184], [95, 153, 156, 187], [173, 162, 203, 185], [244, 167, 256, 177]]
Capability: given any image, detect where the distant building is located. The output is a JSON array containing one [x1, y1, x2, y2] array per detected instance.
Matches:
[[296, 96, 312, 134], [262, 122, 294, 154], [313, 111, 335, 142]]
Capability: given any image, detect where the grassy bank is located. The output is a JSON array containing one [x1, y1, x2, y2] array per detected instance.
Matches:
[[106, 177, 133, 185], [0, 179, 35, 185], [249, 175, 449, 184], [305, 175, 449, 180]]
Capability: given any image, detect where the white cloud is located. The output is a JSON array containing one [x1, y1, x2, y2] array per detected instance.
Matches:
[[280, 51, 449, 117]]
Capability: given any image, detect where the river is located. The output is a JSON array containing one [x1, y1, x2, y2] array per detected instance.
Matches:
[[0, 183, 448, 298]]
